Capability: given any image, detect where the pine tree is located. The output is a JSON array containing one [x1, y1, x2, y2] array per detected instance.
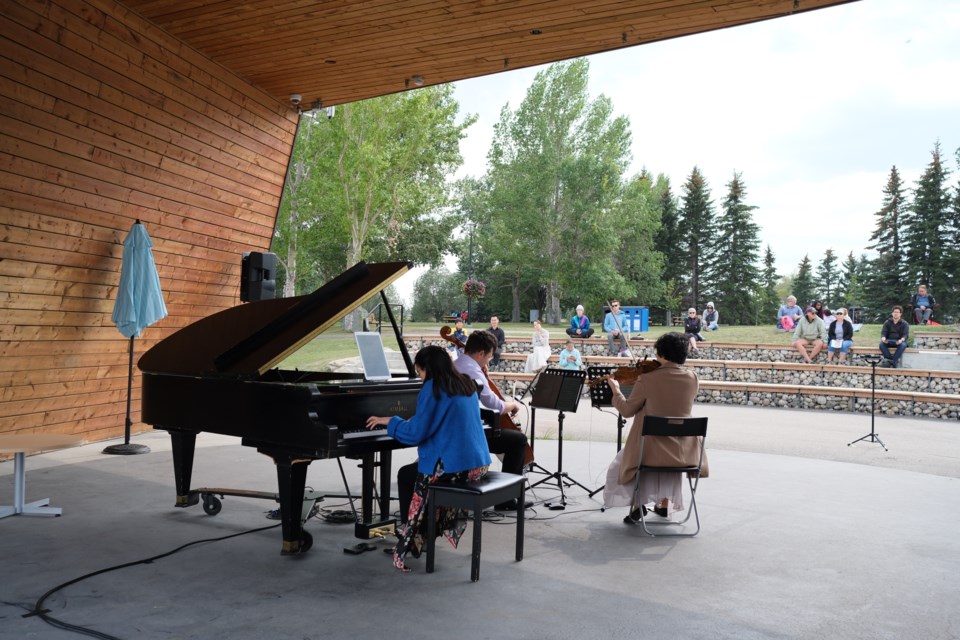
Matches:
[[758, 245, 780, 325], [677, 166, 717, 310], [654, 176, 684, 288], [710, 172, 761, 324], [792, 254, 816, 309], [816, 248, 838, 307], [902, 142, 951, 291], [864, 166, 911, 315]]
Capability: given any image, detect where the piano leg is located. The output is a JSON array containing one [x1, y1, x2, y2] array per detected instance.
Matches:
[[354, 451, 396, 539], [273, 454, 313, 555], [169, 429, 200, 507]]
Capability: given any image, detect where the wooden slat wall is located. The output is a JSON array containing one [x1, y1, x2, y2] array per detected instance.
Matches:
[[0, 0, 297, 444]]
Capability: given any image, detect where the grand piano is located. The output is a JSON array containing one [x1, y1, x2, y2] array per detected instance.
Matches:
[[139, 261, 422, 554]]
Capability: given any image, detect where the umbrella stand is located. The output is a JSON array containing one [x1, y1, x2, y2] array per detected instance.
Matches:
[[102, 336, 151, 455]]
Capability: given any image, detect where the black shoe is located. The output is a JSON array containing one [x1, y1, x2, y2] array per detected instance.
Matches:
[[623, 505, 647, 524], [495, 499, 533, 511], [654, 504, 669, 518]]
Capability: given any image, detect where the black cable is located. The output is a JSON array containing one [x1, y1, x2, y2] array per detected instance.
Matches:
[[29, 523, 280, 640]]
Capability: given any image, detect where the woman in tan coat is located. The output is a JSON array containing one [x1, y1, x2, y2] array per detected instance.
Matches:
[[602, 332, 709, 521]]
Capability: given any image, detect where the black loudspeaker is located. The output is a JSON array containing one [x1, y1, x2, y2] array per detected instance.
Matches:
[[240, 252, 276, 302]]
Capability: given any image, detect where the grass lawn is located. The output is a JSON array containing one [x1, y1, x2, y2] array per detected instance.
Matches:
[[279, 319, 956, 372]]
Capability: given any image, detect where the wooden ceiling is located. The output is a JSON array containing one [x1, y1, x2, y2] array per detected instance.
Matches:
[[120, 0, 856, 108]]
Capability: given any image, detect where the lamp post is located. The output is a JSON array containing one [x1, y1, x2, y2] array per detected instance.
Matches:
[[466, 222, 475, 325]]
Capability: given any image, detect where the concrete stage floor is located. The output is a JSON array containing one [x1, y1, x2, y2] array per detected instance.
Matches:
[[1, 404, 958, 640]]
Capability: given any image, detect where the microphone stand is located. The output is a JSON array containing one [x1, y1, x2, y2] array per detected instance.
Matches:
[[848, 354, 888, 451]]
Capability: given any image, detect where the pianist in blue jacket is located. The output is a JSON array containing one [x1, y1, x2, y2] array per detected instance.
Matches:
[[365, 345, 490, 572]]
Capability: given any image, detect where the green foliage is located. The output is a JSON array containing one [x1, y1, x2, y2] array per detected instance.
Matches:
[[273, 86, 476, 297], [677, 166, 717, 310], [482, 58, 634, 323], [410, 268, 462, 321], [792, 254, 817, 308], [757, 246, 780, 324], [816, 248, 838, 307], [903, 142, 951, 292], [710, 172, 761, 324]]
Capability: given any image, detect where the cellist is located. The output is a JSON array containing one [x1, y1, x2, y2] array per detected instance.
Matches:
[[395, 330, 532, 513]]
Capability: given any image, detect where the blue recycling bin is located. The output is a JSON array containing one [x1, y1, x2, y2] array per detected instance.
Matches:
[[621, 306, 649, 333]]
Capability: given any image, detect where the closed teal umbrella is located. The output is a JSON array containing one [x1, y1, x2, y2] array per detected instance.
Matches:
[[105, 221, 167, 455]]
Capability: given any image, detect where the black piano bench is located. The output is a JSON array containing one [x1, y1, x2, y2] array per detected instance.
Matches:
[[425, 471, 526, 582]]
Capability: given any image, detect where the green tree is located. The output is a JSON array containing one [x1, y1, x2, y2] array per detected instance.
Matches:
[[837, 251, 866, 309], [711, 172, 761, 324], [758, 246, 780, 325], [411, 267, 462, 321], [816, 248, 839, 307], [677, 166, 717, 310], [864, 166, 910, 315], [653, 175, 684, 288], [903, 142, 951, 291], [613, 171, 665, 313], [485, 58, 632, 323], [792, 254, 816, 309], [274, 86, 476, 306]]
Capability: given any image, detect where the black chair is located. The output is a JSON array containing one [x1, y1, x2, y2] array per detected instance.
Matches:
[[631, 416, 708, 537], [425, 471, 525, 582]]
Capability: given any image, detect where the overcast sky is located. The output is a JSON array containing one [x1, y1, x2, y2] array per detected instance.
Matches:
[[396, 0, 959, 305]]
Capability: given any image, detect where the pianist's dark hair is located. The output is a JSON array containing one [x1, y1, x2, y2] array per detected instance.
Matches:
[[415, 345, 477, 400], [655, 332, 688, 365]]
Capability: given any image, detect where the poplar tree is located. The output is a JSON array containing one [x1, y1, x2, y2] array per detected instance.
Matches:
[[677, 166, 717, 310], [711, 172, 761, 324]]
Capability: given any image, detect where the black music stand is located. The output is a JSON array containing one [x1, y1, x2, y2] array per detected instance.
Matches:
[[848, 354, 888, 451], [527, 368, 588, 509]]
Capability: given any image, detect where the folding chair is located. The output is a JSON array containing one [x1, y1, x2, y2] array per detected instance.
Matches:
[[632, 416, 708, 537]]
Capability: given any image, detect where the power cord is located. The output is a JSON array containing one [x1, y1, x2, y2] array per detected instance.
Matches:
[[26, 522, 280, 640]]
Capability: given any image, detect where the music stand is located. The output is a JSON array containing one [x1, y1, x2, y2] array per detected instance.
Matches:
[[848, 354, 888, 451], [527, 368, 588, 509]]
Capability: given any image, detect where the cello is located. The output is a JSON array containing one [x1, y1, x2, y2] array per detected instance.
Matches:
[[440, 326, 535, 465]]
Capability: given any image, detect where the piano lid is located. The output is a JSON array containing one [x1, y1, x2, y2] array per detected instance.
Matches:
[[138, 261, 412, 377]]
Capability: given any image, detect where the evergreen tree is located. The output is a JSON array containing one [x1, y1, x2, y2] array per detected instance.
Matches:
[[864, 166, 910, 316], [792, 254, 816, 309], [654, 176, 684, 287], [711, 172, 761, 324], [816, 248, 839, 307], [902, 142, 951, 291], [677, 166, 717, 310], [758, 245, 780, 325]]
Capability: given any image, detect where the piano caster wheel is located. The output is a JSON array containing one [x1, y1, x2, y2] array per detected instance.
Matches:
[[299, 530, 313, 553], [202, 494, 222, 516]]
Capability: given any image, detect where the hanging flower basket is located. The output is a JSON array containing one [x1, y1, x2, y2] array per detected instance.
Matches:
[[462, 279, 486, 300]]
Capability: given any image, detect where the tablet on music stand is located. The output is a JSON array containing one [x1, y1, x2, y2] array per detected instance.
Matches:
[[355, 332, 392, 382]]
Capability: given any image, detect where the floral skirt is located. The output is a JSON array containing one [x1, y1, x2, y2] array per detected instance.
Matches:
[[393, 459, 489, 572]]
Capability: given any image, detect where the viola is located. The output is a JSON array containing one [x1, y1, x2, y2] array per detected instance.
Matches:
[[439, 326, 534, 465], [586, 357, 662, 387]]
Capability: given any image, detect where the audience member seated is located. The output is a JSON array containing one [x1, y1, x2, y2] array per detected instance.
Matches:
[[702, 302, 719, 331], [908, 284, 938, 325], [487, 315, 505, 366], [604, 300, 629, 356], [447, 319, 467, 356], [683, 308, 704, 352], [792, 306, 827, 363], [811, 300, 826, 319], [777, 295, 803, 331], [880, 305, 910, 368], [524, 319, 551, 372], [558, 339, 582, 370], [825, 307, 854, 364], [566, 304, 595, 339]]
